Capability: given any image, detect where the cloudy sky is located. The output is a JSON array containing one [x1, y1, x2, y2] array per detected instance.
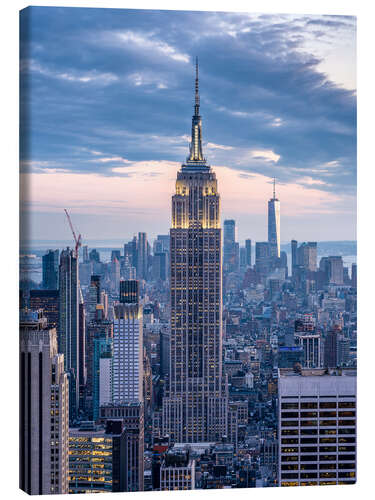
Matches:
[[20, 6, 356, 244]]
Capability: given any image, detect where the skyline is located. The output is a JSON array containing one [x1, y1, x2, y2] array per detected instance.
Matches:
[[20, 7, 356, 243]]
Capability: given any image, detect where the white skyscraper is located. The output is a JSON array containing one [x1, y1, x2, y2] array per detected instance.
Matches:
[[112, 280, 143, 404]]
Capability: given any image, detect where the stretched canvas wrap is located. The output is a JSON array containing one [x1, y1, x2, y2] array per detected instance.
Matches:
[[19, 6, 357, 495]]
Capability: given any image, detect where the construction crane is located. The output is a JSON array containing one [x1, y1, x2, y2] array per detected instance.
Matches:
[[64, 209, 82, 259]]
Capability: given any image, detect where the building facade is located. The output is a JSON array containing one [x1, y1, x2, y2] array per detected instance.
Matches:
[[278, 368, 356, 487], [20, 311, 69, 495], [162, 60, 228, 443], [112, 280, 143, 404], [42, 249, 59, 290], [58, 247, 80, 422], [268, 179, 280, 258]]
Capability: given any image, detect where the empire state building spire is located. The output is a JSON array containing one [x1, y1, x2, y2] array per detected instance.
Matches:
[[187, 57, 206, 165]]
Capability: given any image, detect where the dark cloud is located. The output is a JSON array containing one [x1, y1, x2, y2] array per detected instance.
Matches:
[[20, 7, 356, 197]]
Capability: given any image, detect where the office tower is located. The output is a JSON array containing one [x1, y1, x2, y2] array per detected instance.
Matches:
[[86, 306, 113, 418], [59, 247, 80, 422], [324, 325, 340, 368], [268, 178, 280, 258], [92, 337, 112, 421], [20, 311, 69, 495], [99, 403, 144, 491], [29, 289, 59, 328], [291, 240, 298, 276], [160, 449, 195, 491], [42, 249, 59, 290], [101, 290, 109, 319], [79, 260, 92, 286], [338, 336, 351, 367], [152, 252, 168, 281], [295, 315, 321, 368], [113, 280, 143, 404], [278, 367, 356, 487], [154, 234, 170, 254], [78, 288, 86, 403], [137, 232, 148, 280], [68, 420, 127, 493], [162, 60, 228, 443], [82, 245, 89, 262], [280, 250, 288, 276], [255, 242, 271, 275], [351, 263, 357, 288], [87, 275, 101, 324], [122, 252, 137, 280], [297, 242, 317, 272], [245, 239, 252, 267], [111, 249, 121, 262], [239, 246, 247, 270], [89, 248, 100, 263], [327, 256, 344, 285], [99, 352, 113, 407], [110, 257, 120, 293], [224, 219, 238, 272]]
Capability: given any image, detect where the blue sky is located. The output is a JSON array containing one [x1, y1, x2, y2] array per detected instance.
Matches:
[[19, 7, 356, 244]]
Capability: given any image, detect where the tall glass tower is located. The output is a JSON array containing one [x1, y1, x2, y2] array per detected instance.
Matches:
[[162, 59, 228, 443], [268, 178, 281, 258]]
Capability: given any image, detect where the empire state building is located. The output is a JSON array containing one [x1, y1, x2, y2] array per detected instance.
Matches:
[[162, 60, 228, 443]]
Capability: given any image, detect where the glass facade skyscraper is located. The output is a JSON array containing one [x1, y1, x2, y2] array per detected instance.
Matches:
[[58, 247, 80, 422], [268, 179, 280, 258]]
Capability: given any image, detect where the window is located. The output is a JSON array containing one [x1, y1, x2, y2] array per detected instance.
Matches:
[[282, 403, 299, 409], [301, 402, 317, 409], [282, 412, 299, 418], [320, 402, 337, 409]]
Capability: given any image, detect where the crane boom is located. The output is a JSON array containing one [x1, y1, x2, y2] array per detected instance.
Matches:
[[64, 209, 82, 258]]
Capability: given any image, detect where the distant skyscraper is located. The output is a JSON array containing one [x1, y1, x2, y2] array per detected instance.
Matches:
[[110, 257, 120, 293], [87, 275, 101, 324], [239, 246, 247, 270], [59, 247, 80, 421], [255, 241, 271, 276], [324, 325, 340, 368], [89, 248, 100, 263], [78, 288, 86, 400], [295, 314, 321, 368], [42, 249, 59, 290], [113, 280, 143, 404], [245, 239, 252, 267], [351, 263, 357, 288], [162, 60, 227, 443], [291, 240, 297, 275], [20, 311, 69, 494], [297, 242, 317, 271], [137, 232, 148, 280], [328, 256, 344, 285], [82, 245, 89, 262], [224, 219, 238, 272], [268, 178, 280, 258], [152, 252, 168, 281]]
